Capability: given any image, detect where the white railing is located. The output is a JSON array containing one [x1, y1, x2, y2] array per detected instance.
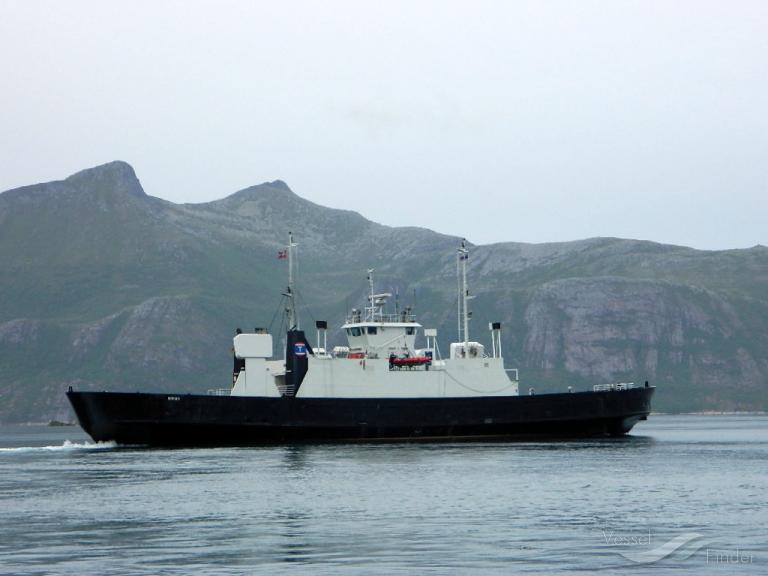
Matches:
[[593, 382, 637, 392], [346, 313, 417, 324], [207, 388, 231, 396]]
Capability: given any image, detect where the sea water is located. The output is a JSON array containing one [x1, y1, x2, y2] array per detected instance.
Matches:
[[0, 415, 766, 575]]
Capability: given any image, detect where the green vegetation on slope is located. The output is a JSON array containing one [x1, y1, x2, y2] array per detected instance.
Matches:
[[0, 161, 766, 421]]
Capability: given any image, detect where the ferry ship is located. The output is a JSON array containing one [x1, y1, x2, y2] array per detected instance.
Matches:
[[67, 235, 654, 446]]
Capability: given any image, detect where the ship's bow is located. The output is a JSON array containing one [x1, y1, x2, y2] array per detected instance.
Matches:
[[67, 388, 117, 443]]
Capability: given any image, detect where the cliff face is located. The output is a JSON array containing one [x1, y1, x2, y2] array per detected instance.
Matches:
[[0, 162, 766, 422], [520, 278, 766, 410]]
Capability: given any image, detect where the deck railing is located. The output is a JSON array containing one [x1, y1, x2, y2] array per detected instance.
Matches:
[[592, 382, 637, 392], [346, 313, 417, 324]]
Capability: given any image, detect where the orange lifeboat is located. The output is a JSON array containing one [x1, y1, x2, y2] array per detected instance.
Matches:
[[389, 355, 431, 368]]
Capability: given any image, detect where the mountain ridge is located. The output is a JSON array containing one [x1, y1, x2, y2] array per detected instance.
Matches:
[[3, 160, 756, 256]]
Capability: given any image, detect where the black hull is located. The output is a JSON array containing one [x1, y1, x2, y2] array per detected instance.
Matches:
[[67, 387, 654, 447]]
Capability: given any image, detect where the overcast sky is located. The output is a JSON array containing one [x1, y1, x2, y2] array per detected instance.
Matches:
[[1, 1, 766, 249]]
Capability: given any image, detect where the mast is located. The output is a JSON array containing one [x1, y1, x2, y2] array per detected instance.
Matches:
[[458, 240, 470, 348], [364, 269, 393, 322], [285, 232, 299, 330], [456, 249, 462, 341], [367, 269, 375, 321]]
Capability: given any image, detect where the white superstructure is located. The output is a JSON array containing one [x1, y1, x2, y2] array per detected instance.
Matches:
[[228, 237, 519, 399]]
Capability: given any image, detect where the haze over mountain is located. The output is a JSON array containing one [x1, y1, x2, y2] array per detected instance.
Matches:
[[1, 162, 767, 422]]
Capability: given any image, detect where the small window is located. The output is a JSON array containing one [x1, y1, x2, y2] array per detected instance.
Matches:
[[346, 328, 352, 336], [367, 326, 378, 335], [350, 327, 362, 337], [406, 327, 415, 335]]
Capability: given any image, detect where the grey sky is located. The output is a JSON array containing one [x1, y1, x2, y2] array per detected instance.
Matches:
[[1, 0, 766, 249]]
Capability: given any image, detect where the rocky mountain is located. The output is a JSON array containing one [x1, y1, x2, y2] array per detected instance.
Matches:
[[1, 161, 766, 422]]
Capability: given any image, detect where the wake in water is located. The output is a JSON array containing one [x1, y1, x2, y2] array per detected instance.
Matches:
[[0, 439, 118, 453]]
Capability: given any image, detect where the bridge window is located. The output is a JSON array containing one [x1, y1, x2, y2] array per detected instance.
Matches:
[[348, 327, 362, 337], [406, 327, 415, 335], [367, 326, 378, 335]]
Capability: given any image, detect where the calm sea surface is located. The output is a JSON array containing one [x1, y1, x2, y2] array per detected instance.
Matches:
[[0, 415, 766, 575]]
